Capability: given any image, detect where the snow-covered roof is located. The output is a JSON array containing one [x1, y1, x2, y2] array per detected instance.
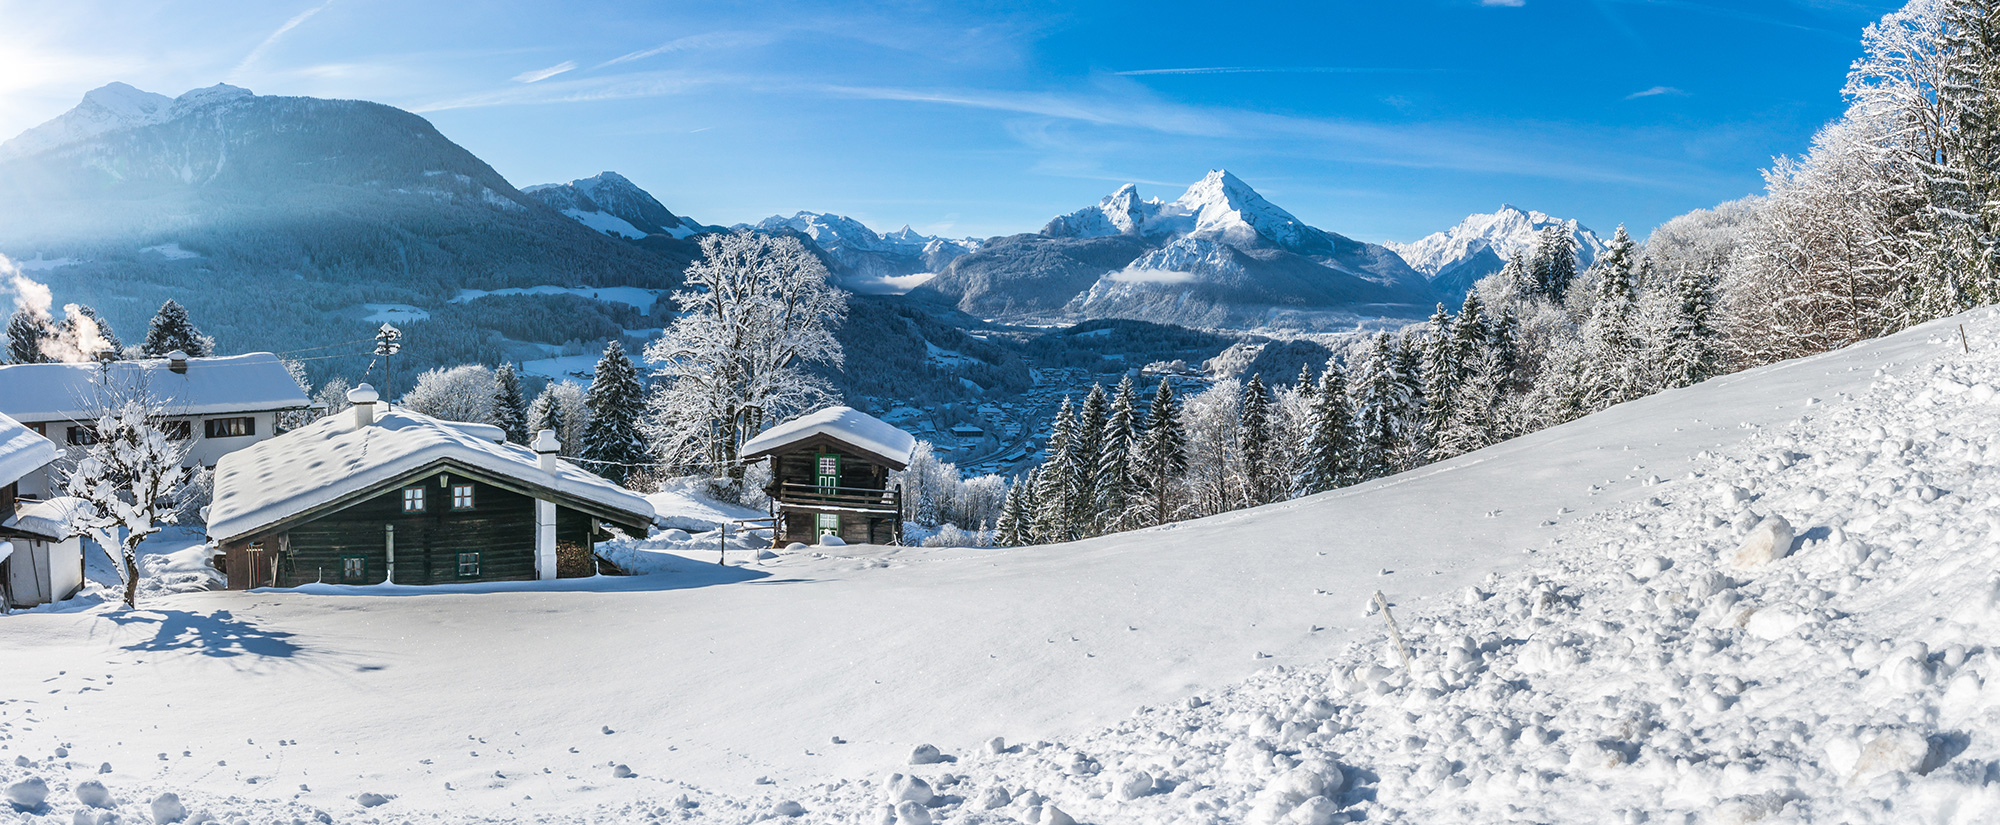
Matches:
[[2, 496, 87, 540], [207, 408, 654, 542], [0, 412, 58, 488], [0, 353, 311, 424], [739, 406, 917, 469]]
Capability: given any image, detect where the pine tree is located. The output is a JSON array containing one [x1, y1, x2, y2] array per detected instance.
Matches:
[[1351, 334, 1405, 481], [1071, 385, 1109, 534], [994, 475, 1030, 546], [1392, 332, 1428, 468], [1487, 308, 1522, 388], [1528, 225, 1580, 303], [492, 363, 529, 444], [1094, 375, 1141, 534], [529, 383, 565, 441], [1238, 374, 1275, 506], [6, 309, 49, 364], [1435, 348, 1502, 458], [142, 300, 212, 357], [1581, 224, 1642, 410], [1420, 304, 1462, 457], [1660, 264, 1720, 389], [1299, 357, 1355, 495], [1033, 397, 1081, 542], [1135, 378, 1187, 527], [580, 341, 647, 485]]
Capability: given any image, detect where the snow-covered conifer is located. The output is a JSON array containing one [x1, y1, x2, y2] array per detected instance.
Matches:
[[1351, 334, 1405, 481], [1238, 374, 1277, 506], [492, 363, 528, 444], [582, 341, 648, 485], [1299, 357, 1355, 495], [141, 299, 212, 357], [1135, 378, 1187, 527], [1033, 397, 1080, 543], [1094, 375, 1141, 533], [1071, 385, 1109, 533], [6, 308, 50, 364]]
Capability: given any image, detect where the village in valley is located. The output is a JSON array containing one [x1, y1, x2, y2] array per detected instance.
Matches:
[[8, 1, 2000, 823]]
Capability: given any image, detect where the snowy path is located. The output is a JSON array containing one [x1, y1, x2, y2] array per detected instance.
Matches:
[[0, 309, 1990, 823]]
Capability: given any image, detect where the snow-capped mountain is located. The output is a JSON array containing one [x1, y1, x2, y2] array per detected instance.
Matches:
[[1387, 205, 1608, 297], [0, 82, 675, 376], [524, 172, 713, 240], [918, 170, 1433, 328], [748, 212, 981, 294]]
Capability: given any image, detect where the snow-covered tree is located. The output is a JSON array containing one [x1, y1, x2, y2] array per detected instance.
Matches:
[[1656, 264, 1722, 389], [1033, 397, 1082, 543], [997, 468, 1039, 546], [1071, 385, 1109, 532], [1238, 374, 1278, 506], [1528, 225, 1580, 303], [645, 230, 847, 477], [1134, 378, 1187, 527], [529, 381, 590, 458], [141, 299, 212, 357], [1350, 334, 1406, 481], [313, 376, 353, 422], [1093, 375, 1142, 534], [1298, 357, 1356, 495], [1182, 378, 1243, 518], [582, 341, 648, 486], [62, 370, 192, 608], [402, 364, 496, 424], [53, 304, 119, 363], [7, 308, 49, 364], [1420, 304, 1462, 456], [492, 363, 529, 444]]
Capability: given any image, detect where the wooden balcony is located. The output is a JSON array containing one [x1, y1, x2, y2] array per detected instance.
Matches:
[[772, 482, 902, 515]]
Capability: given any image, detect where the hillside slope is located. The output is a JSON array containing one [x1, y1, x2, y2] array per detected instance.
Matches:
[[1, 306, 1991, 821]]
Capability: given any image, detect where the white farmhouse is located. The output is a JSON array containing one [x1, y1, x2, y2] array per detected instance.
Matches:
[[0, 412, 85, 609], [0, 351, 312, 498]]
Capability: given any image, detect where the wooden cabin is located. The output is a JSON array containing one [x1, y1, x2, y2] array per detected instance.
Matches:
[[206, 385, 653, 589], [741, 406, 916, 546], [0, 412, 85, 609]]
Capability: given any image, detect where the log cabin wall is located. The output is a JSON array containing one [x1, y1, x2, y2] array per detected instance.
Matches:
[[276, 472, 538, 587]]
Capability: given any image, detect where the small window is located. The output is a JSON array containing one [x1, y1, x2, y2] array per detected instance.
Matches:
[[456, 552, 482, 577], [450, 484, 474, 510], [816, 513, 840, 536], [401, 487, 426, 512], [161, 420, 192, 440], [340, 555, 367, 583], [66, 425, 99, 445], [204, 417, 256, 438], [28, 422, 45, 436], [817, 455, 839, 477]]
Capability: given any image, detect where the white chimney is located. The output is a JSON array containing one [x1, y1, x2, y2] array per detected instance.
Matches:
[[349, 383, 381, 429], [533, 428, 561, 471], [167, 349, 189, 374]]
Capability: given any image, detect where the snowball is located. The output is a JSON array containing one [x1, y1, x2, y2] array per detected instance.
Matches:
[[881, 773, 933, 805], [772, 800, 806, 818], [986, 736, 1007, 755], [1112, 769, 1155, 800], [1036, 804, 1076, 825], [908, 743, 948, 765], [818, 535, 847, 547], [976, 785, 1011, 809], [1289, 796, 1342, 825], [893, 800, 933, 825], [612, 764, 634, 778], [4, 777, 48, 810], [75, 780, 112, 809], [1731, 515, 1795, 569], [1745, 607, 1810, 641], [152, 793, 188, 824], [1850, 728, 1938, 782], [785, 542, 808, 551], [357, 792, 393, 808]]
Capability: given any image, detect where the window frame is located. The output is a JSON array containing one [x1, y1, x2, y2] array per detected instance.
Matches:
[[815, 512, 841, 536], [203, 416, 256, 439], [401, 486, 426, 513], [161, 420, 192, 441], [339, 554, 367, 583], [450, 483, 475, 511], [66, 425, 99, 446], [456, 551, 482, 578]]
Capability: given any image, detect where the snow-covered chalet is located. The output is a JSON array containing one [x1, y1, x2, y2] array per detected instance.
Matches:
[[207, 385, 654, 589], [0, 412, 85, 609], [0, 351, 312, 498], [741, 406, 916, 546]]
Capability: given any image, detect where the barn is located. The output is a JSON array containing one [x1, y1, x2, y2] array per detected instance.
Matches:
[[741, 406, 916, 546], [207, 385, 653, 589]]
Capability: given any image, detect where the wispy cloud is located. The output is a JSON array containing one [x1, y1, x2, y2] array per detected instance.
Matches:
[[411, 70, 719, 112], [512, 60, 577, 84], [1481, 0, 1527, 7], [231, 0, 335, 78], [1626, 85, 1689, 99], [598, 31, 771, 68], [1116, 66, 1436, 77]]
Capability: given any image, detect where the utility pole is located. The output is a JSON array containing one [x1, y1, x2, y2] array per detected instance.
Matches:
[[375, 323, 403, 407]]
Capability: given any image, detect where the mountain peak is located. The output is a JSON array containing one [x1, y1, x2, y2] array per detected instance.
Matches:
[[0, 81, 177, 160], [81, 82, 173, 119], [1170, 169, 1315, 252]]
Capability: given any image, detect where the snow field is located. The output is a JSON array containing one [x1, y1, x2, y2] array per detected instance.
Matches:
[[0, 310, 1997, 823]]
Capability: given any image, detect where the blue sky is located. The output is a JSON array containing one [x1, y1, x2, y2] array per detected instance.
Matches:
[[0, 0, 1899, 242]]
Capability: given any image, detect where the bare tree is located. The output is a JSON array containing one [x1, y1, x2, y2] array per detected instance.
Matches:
[[63, 368, 192, 608], [645, 231, 847, 477]]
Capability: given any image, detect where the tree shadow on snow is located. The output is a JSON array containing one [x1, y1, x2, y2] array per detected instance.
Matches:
[[272, 566, 775, 598], [107, 608, 302, 658]]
